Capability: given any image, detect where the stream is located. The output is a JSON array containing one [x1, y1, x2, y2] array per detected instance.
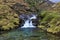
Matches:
[[0, 14, 60, 40], [21, 14, 36, 28], [0, 28, 60, 40]]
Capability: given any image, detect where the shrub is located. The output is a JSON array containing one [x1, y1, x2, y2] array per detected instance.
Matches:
[[0, 4, 19, 30], [38, 11, 60, 33]]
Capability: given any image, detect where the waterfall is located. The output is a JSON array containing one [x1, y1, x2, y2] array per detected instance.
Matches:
[[21, 15, 36, 28]]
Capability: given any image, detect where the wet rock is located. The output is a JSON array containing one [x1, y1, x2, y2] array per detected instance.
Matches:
[[32, 19, 38, 26], [19, 14, 29, 21]]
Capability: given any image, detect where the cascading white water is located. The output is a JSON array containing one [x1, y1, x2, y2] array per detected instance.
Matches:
[[21, 15, 36, 28]]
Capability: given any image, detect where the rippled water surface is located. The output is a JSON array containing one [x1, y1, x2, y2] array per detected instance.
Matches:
[[0, 28, 60, 40]]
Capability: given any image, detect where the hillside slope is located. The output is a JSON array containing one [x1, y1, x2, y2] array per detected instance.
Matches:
[[38, 2, 60, 34]]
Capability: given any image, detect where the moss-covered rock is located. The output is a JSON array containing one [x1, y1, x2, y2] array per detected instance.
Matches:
[[0, 4, 19, 30]]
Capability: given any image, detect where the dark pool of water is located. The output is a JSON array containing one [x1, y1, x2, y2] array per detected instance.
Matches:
[[0, 28, 60, 40]]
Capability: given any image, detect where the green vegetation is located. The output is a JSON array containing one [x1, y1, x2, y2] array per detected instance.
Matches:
[[38, 10, 60, 33], [0, 4, 19, 30]]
